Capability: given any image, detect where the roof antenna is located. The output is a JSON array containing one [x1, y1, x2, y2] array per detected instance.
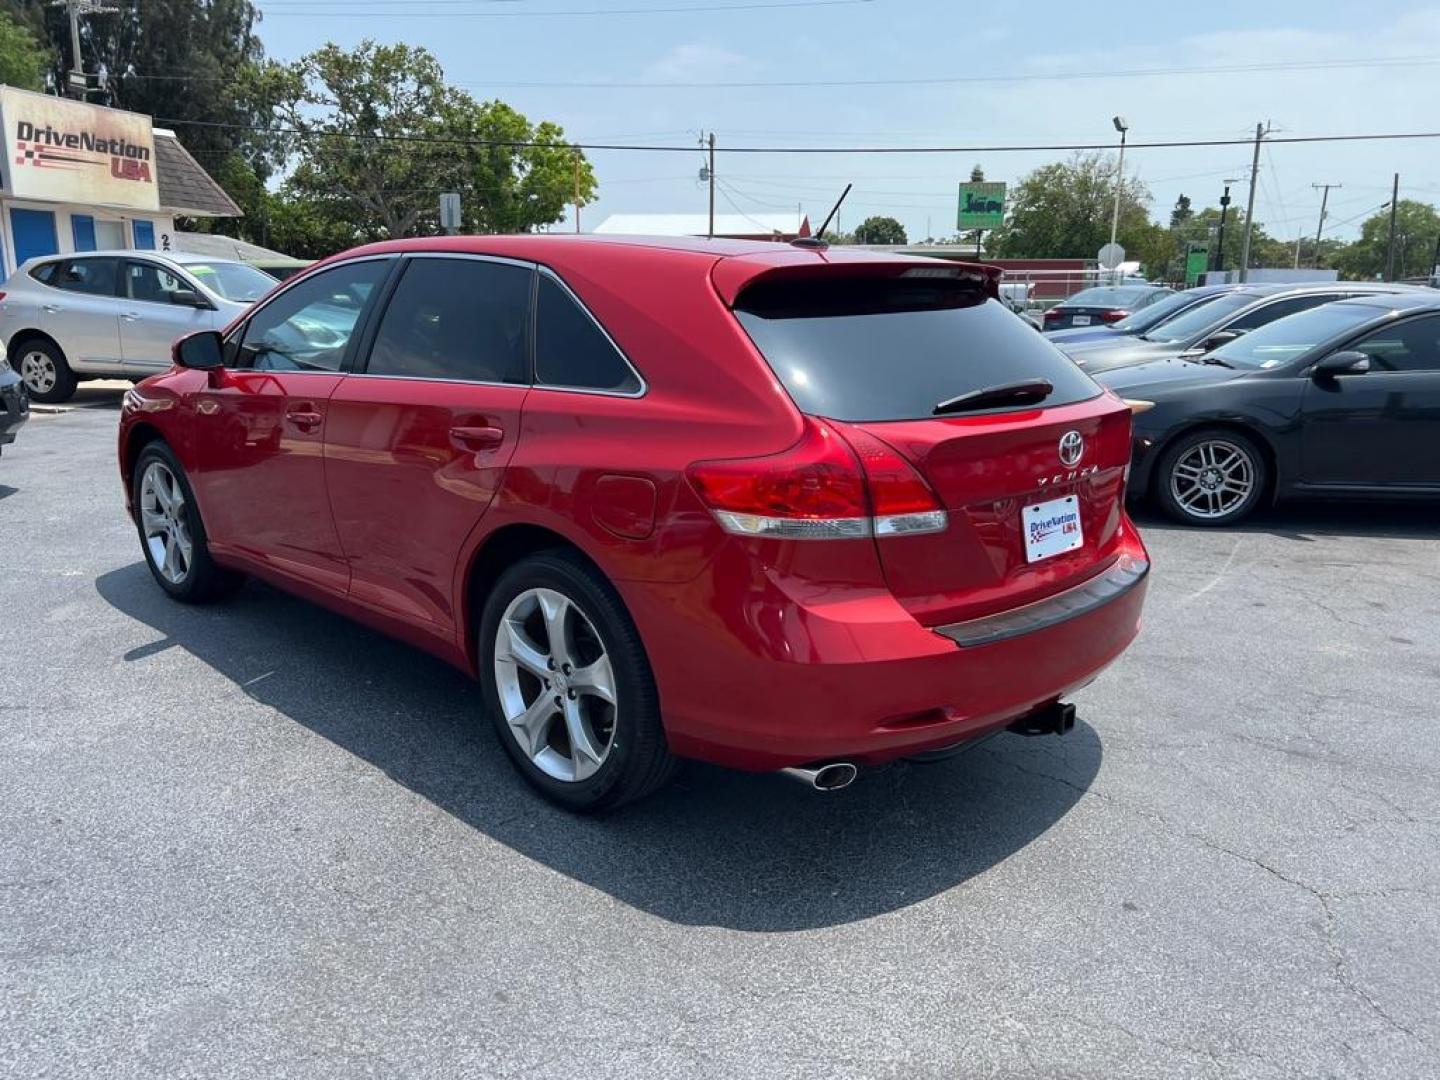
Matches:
[[813, 183, 852, 241]]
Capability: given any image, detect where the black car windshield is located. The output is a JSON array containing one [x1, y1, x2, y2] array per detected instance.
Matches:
[[1208, 302, 1385, 369], [1064, 285, 1154, 309], [733, 274, 1099, 422], [1111, 290, 1218, 332], [185, 261, 277, 303], [1141, 291, 1256, 344]]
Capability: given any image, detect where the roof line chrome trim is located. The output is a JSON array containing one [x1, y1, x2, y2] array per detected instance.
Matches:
[[934, 554, 1148, 648]]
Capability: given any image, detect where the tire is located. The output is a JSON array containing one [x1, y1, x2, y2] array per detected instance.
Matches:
[[132, 442, 243, 603], [13, 338, 77, 404], [479, 549, 676, 812], [1153, 428, 1268, 527]]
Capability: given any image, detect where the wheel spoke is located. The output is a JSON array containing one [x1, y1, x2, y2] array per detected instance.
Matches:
[[495, 618, 551, 678], [1174, 462, 1203, 479], [538, 591, 574, 669], [570, 655, 616, 705], [1178, 485, 1205, 508], [509, 694, 558, 758], [140, 507, 166, 535], [563, 699, 605, 781]]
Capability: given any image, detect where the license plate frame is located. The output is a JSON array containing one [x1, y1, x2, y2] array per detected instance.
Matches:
[[1072, 314, 1091, 326], [1023, 495, 1084, 563]]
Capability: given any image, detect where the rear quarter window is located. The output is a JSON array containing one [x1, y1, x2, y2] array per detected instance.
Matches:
[[29, 261, 60, 285], [732, 274, 1100, 422]]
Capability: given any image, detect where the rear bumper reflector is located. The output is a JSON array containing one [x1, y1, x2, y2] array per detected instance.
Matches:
[[933, 554, 1149, 648]]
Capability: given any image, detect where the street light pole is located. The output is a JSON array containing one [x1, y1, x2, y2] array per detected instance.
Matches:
[[1213, 184, 1233, 272], [1108, 116, 1128, 282]]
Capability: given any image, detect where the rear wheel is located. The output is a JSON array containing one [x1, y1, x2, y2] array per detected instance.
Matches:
[[479, 549, 676, 812], [133, 442, 243, 602], [1154, 428, 1268, 527], [14, 338, 76, 404]]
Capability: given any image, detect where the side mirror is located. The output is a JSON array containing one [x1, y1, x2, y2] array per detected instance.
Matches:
[[174, 330, 224, 371], [1312, 350, 1371, 378], [169, 287, 213, 310], [1201, 329, 1242, 351]]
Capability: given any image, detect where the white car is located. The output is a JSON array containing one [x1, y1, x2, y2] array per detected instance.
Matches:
[[1, 250, 277, 403]]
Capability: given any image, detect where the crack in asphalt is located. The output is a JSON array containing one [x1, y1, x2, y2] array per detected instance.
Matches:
[[986, 749, 1432, 1048]]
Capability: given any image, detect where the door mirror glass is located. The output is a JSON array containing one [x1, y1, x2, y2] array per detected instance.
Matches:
[[175, 330, 224, 370], [1202, 329, 1242, 351], [1312, 350, 1371, 377]]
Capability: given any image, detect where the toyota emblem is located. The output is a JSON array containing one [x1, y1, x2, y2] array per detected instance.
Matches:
[[1058, 430, 1084, 467]]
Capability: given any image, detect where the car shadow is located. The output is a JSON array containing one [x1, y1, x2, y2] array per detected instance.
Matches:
[[1131, 500, 1440, 542], [96, 562, 1100, 932], [0, 484, 15, 501]]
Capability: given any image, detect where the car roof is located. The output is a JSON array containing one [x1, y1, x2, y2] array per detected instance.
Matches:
[[1321, 291, 1440, 314]]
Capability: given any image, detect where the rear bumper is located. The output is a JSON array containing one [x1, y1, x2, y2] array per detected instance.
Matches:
[[624, 518, 1151, 771]]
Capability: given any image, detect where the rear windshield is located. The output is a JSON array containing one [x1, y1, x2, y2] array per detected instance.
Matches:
[[1141, 291, 1257, 343], [1065, 286, 1154, 308], [733, 275, 1100, 422]]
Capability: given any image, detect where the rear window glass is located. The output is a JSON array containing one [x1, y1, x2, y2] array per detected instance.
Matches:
[[1065, 286, 1155, 308], [733, 275, 1100, 422], [1111, 290, 1215, 332]]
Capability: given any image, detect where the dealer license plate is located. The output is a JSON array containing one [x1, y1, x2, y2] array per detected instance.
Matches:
[[1023, 495, 1083, 562]]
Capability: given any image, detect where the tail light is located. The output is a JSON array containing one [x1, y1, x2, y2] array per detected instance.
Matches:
[[1043, 308, 1062, 321], [1099, 309, 1128, 323], [687, 417, 946, 539]]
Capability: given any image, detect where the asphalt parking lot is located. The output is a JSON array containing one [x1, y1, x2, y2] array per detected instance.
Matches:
[[3, 396, 1438, 1079]]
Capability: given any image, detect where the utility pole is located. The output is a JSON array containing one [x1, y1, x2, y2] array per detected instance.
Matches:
[[1237, 122, 1268, 284], [51, 0, 118, 100], [1213, 183, 1234, 272], [1108, 116, 1129, 284], [1385, 173, 1401, 281], [1311, 183, 1340, 268], [707, 132, 716, 240]]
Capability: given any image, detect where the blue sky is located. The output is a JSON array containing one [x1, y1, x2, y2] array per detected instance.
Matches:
[[252, 0, 1440, 244]]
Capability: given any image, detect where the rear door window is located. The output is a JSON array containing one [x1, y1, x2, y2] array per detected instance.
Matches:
[[365, 257, 531, 384], [54, 258, 120, 297], [732, 273, 1099, 422], [1228, 293, 1344, 331]]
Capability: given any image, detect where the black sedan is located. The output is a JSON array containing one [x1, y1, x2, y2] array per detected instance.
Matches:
[[0, 355, 28, 457], [1101, 292, 1440, 526], [1041, 284, 1174, 331], [1059, 282, 1422, 375]]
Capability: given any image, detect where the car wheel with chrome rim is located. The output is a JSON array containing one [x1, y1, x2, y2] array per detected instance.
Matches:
[[132, 442, 243, 602], [1154, 428, 1267, 527], [479, 549, 675, 811]]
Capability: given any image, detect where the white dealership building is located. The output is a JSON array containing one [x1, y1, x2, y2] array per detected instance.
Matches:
[[0, 85, 238, 277]]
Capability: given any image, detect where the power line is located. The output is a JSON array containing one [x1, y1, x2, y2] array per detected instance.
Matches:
[[256, 0, 873, 15], [154, 118, 1440, 155]]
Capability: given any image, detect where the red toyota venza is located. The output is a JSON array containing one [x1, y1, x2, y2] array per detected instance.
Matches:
[[118, 236, 1149, 810]]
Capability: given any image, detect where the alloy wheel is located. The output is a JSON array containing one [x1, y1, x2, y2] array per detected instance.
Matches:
[[493, 587, 618, 783], [139, 461, 194, 585], [1169, 439, 1255, 520], [18, 350, 56, 396]]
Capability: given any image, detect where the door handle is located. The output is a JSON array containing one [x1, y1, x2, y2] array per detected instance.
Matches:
[[42, 304, 62, 314], [285, 408, 323, 432], [121, 311, 141, 321], [449, 424, 505, 451]]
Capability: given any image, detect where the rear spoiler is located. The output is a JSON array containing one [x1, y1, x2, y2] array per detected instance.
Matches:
[[713, 256, 1003, 306]]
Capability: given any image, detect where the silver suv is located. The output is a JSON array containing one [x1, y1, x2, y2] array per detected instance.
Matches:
[[1, 251, 276, 403]]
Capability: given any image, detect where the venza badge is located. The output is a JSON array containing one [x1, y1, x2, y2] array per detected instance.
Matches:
[[1058, 430, 1084, 467]]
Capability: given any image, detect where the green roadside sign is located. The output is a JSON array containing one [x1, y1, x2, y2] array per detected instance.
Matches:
[[957, 181, 1006, 230], [1185, 241, 1210, 286]]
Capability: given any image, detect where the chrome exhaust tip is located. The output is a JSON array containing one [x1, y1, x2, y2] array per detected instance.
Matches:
[[780, 762, 858, 791]]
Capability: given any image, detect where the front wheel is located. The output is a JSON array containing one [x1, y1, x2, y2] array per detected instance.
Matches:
[[133, 442, 243, 602], [479, 549, 676, 812], [1154, 428, 1268, 527]]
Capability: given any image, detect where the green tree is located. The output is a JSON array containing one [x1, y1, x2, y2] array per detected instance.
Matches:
[[279, 41, 594, 243], [0, 10, 46, 90], [1169, 194, 1193, 231], [1331, 200, 1440, 280], [852, 215, 907, 245], [988, 152, 1150, 259]]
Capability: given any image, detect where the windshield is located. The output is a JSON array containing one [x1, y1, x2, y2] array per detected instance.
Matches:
[[733, 275, 1099, 422], [1111, 290, 1217, 332], [1064, 285, 1154, 309], [185, 261, 276, 303], [1142, 291, 1256, 344], [1208, 302, 1383, 369]]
